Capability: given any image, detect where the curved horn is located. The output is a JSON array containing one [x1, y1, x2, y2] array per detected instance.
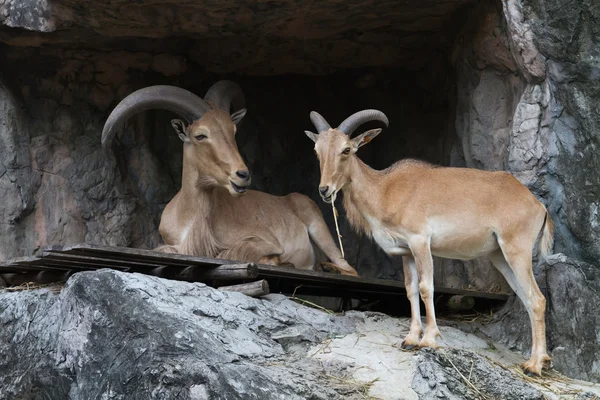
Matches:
[[337, 109, 389, 136], [204, 80, 246, 114], [101, 85, 212, 150], [309, 111, 332, 133]]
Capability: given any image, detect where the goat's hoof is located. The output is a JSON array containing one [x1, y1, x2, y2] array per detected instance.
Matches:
[[524, 369, 541, 377], [418, 338, 439, 349], [521, 364, 542, 377], [400, 340, 419, 351], [521, 355, 551, 377]]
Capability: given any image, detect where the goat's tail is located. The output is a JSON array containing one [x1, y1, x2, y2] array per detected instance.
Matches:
[[538, 210, 555, 259]]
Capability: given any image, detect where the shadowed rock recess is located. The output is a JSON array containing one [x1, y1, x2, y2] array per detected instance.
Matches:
[[1, 0, 600, 388]]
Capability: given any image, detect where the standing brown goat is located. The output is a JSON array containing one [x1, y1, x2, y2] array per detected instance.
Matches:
[[101, 81, 358, 276], [305, 109, 553, 375]]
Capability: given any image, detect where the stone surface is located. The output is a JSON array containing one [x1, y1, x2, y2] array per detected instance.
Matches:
[[484, 254, 600, 383], [412, 349, 543, 400], [0, 269, 357, 399], [453, 0, 600, 265], [2, 269, 599, 399]]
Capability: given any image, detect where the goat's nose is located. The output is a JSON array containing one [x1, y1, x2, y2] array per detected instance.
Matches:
[[236, 170, 250, 182], [319, 186, 329, 196]]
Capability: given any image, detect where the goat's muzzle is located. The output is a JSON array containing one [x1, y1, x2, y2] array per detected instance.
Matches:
[[229, 169, 251, 195], [319, 185, 336, 204]]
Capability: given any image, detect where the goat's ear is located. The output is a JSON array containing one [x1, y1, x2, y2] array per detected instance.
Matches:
[[351, 128, 381, 150], [171, 119, 189, 142], [231, 108, 247, 125], [305, 130, 319, 143]]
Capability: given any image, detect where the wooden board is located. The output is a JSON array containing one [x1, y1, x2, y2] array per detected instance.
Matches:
[[0, 243, 509, 302]]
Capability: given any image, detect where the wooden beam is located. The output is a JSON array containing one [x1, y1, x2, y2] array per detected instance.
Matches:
[[218, 280, 270, 297], [5, 244, 509, 303], [43, 244, 236, 268], [179, 263, 258, 281]]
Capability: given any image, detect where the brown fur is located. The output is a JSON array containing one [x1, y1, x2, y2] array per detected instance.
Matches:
[[156, 110, 359, 276], [309, 127, 554, 375]]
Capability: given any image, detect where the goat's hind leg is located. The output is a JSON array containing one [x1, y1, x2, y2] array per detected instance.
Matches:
[[217, 236, 286, 266], [489, 248, 550, 376], [154, 244, 179, 253]]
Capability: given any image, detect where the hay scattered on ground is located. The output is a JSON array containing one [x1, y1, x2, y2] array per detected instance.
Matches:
[[289, 296, 336, 315], [509, 365, 589, 397], [484, 353, 594, 398], [441, 310, 495, 324], [3, 281, 65, 294], [321, 372, 381, 400]]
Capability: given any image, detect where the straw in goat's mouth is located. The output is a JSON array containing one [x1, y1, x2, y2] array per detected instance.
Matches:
[[331, 192, 345, 258]]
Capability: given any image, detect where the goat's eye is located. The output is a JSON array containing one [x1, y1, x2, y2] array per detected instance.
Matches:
[[314, 149, 318, 157], [342, 148, 351, 155], [195, 134, 207, 141]]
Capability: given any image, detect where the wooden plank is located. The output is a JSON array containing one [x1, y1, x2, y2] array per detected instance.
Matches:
[[38, 252, 164, 270], [26, 244, 509, 301], [48, 244, 235, 268], [23, 256, 126, 271], [255, 264, 508, 300], [36, 251, 257, 281], [1, 256, 75, 272]]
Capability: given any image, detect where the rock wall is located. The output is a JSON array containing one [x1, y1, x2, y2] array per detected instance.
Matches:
[[453, 0, 600, 265], [449, 0, 600, 381]]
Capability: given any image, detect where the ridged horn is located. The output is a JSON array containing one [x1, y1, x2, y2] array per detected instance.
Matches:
[[309, 111, 332, 133], [101, 85, 212, 150], [337, 109, 389, 136], [204, 80, 246, 114]]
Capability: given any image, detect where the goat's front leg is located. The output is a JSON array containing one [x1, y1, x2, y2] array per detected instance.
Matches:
[[306, 215, 359, 277], [290, 196, 359, 276], [401, 255, 423, 349], [409, 236, 440, 348]]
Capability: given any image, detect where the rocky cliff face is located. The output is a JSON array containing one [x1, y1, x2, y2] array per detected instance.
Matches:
[[1, 0, 599, 384], [453, 0, 600, 266]]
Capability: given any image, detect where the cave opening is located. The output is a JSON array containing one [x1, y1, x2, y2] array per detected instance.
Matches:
[[134, 63, 459, 284], [0, 0, 511, 292]]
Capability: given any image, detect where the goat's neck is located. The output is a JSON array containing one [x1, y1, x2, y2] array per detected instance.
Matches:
[[342, 157, 389, 235], [176, 155, 223, 257], [180, 155, 217, 217]]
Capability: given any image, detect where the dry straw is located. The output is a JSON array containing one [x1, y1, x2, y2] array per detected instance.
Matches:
[[331, 193, 345, 258]]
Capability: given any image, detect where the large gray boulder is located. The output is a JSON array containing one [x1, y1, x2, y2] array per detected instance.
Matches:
[[3, 270, 581, 400], [0, 269, 357, 399]]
